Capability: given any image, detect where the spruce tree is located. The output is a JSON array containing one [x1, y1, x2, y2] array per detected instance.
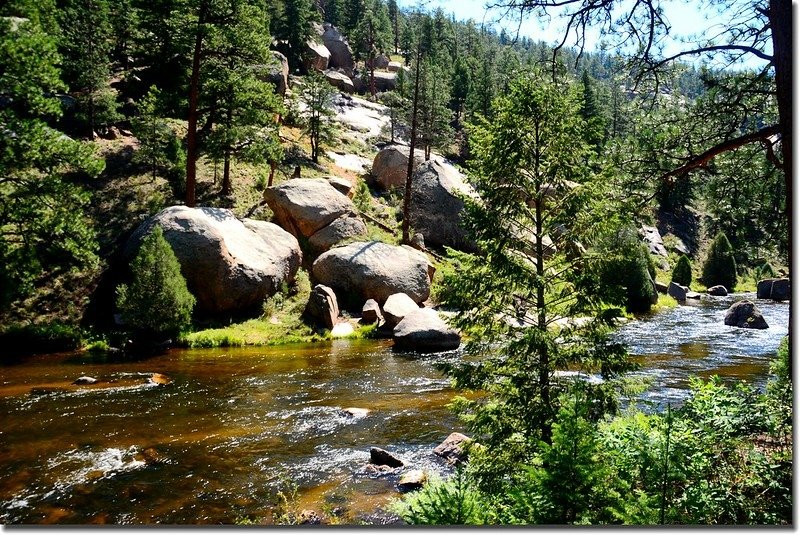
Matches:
[[298, 71, 336, 163], [352, 0, 392, 97], [275, 0, 319, 72], [701, 232, 737, 290], [131, 87, 174, 182], [116, 227, 196, 337], [672, 254, 693, 287]]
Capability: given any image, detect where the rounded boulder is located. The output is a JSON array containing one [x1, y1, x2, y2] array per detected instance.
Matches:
[[393, 308, 461, 352], [312, 241, 433, 305], [124, 206, 301, 315]]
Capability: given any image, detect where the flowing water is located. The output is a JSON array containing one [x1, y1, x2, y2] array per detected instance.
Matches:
[[0, 293, 789, 524]]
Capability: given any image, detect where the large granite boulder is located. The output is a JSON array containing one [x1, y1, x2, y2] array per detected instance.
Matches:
[[387, 61, 402, 72], [322, 24, 354, 75], [312, 241, 433, 304], [382, 292, 419, 328], [370, 54, 390, 70], [265, 51, 289, 96], [393, 308, 461, 352], [305, 284, 339, 330], [757, 278, 790, 301], [361, 299, 383, 324], [724, 300, 768, 329], [372, 71, 396, 92], [304, 41, 330, 72], [263, 178, 367, 254], [668, 282, 688, 301], [371, 144, 422, 190], [124, 206, 301, 315], [410, 160, 478, 252], [323, 69, 354, 93]]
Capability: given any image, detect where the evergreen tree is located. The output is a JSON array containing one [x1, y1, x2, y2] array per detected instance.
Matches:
[[57, 0, 118, 137], [324, 0, 344, 27], [341, 0, 362, 34], [131, 87, 174, 182], [440, 72, 632, 494], [352, 0, 392, 97], [672, 255, 693, 287], [451, 57, 471, 125], [0, 13, 103, 306], [201, 0, 284, 196], [387, 0, 400, 53], [298, 71, 336, 163], [702, 232, 737, 290], [416, 58, 452, 159], [274, 0, 319, 72], [116, 226, 196, 337]]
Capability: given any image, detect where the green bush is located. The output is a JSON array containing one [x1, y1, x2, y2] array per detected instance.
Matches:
[[116, 226, 196, 337], [756, 262, 776, 280], [671, 255, 692, 287], [0, 322, 84, 358], [391, 469, 488, 525], [701, 232, 737, 290], [591, 228, 656, 313]]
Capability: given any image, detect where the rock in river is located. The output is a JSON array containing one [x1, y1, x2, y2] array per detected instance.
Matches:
[[124, 206, 301, 316], [707, 285, 728, 296], [370, 447, 404, 468], [724, 300, 768, 329], [305, 284, 339, 330], [382, 292, 419, 328], [312, 241, 433, 305], [393, 308, 461, 352], [397, 470, 428, 492], [433, 432, 472, 465]]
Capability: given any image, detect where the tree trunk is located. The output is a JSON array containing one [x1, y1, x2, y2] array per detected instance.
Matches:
[[221, 103, 233, 196], [185, 0, 207, 208], [268, 160, 277, 187], [402, 47, 423, 244], [768, 0, 792, 369]]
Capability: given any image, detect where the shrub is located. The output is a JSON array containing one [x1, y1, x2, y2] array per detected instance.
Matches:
[[591, 227, 656, 313], [391, 469, 487, 525], [701, 232, 737, 290], [756, 262, 776, 280], [116, 226, 195, 337], [671, 255, 692, 287]]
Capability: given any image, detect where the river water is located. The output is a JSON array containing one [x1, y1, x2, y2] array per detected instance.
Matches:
[[0, 293, 788, 524]]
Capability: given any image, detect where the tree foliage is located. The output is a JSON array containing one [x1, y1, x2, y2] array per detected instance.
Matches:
[[116, 226, 195, 336], [701, 232, 737, 290], [671, 254, 692, 288]]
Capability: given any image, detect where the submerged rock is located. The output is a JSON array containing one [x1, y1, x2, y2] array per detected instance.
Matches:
[[724, 300, 768, 329], [707, 285, 728, 296], [397, 470, 427, 492], [72, 376, 99, 385], [339, 407, 370, 418], [369, 447, 404, 468], [148, 373, 171, 385]]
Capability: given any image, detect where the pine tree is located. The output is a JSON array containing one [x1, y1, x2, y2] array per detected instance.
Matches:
[[275, 0, 319, 72], [352, 0, 392, 97], [0, 12, 103, 306], [57, 0, 118, 137], [439, 73, 632, 494], [116, 226, 196, 337], [131, 87, 174, 182], [298, 71, 336, 163], [702, 232, 737, 290], [387, 0, 400, 53]]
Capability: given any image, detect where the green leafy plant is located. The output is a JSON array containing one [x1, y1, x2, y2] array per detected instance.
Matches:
[[392, 469, 487, 525]]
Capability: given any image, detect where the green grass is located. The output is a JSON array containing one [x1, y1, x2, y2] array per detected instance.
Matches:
[[653, 293, 679, 310]]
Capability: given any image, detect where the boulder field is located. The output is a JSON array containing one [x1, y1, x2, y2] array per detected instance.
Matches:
[[123, 206, 301, 315]]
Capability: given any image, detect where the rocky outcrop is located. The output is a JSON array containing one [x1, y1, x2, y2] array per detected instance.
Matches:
[[640, 225, 668, 257], [382, 292, 419, 328], [265, 51, 289, 96], [393, 308, 461, 352], [371, 54, 390, 70], [361, 299, 383, 324], [372, 71, 396, 92], [370, 447, 404, 467], [668, 282, 688, 301], [305, 284, 339, 330], [327, 176, 354, 197], [757, 278, 790, 301], [263, 179, 367, 254], [387, 61, 402, 72], [371, 144, 422, 190], [324, 69, 354, 93], [124, 206, 301, 315], [707, 285, 728, 296], [433, 432, 471, 465], [724, 300, 768, 329], [304, 41, 330, 72], [312, 241, 433, 304], [410, 160, 478, 253], [322, 24, 354, 75]]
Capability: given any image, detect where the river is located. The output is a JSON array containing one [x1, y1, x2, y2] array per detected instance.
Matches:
[[0, 293, 788, 524]]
